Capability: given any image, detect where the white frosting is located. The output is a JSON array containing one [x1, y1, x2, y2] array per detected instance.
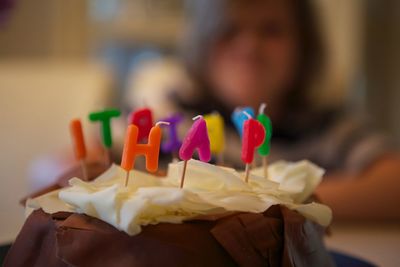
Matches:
[[26, 160, 332, 236]]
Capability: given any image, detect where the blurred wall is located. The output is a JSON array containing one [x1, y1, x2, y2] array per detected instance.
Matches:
[[0, 0, 89, 59], [0, 61, 113, 243], [365, 0, 400, 145], [0, 0, 111, 243], [312, 0, 364, 107]]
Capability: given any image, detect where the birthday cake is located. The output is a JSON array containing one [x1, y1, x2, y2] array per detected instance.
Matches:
[[5, 107, 335, 267], [5, 159, 334, 267]]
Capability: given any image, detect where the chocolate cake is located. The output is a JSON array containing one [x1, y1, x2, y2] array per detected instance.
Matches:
[[5, 160, 335, 267], [4, 206, 334, 267]]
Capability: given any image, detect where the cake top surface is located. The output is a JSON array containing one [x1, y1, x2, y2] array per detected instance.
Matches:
[[26, 159, 332, 235]]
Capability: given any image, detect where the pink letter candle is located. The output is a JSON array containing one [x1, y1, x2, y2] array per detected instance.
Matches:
[[178, 115, 211, 188], [179, 116, 211, 162]]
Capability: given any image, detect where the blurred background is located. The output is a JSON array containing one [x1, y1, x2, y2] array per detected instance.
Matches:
[[0, 0, 399, 265]]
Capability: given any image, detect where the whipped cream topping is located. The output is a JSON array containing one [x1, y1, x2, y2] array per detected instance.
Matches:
[[26, 160, 332, 236]]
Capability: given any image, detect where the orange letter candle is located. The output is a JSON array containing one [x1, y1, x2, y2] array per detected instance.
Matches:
[[121, 121, 168, 186], [69, 119, 88, 180]]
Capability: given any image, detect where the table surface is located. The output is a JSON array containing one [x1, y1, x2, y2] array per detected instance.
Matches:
[[325, 222, 400, 267]]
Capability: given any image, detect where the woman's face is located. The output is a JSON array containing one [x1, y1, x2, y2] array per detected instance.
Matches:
[[207, 0, 300, 110]]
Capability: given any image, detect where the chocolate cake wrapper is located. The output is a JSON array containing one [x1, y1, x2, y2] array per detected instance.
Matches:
[[4, 206, 335, 267]]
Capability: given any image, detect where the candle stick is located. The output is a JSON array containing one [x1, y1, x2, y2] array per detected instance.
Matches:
[[179, 115, 211, 188], [104, 149, 111, 168], [244, 163, 251, 183], [257, 103, 273, 178], [204, 112, 225, 165], [241, 111, 266, 183], [180, 160, 188, 188], [121, 121, 168, 186], [69, 119, 88, 180], [129, 108, 154, 142], [89, 109, 121, 166]]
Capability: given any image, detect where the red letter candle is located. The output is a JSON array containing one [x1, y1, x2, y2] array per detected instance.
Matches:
[[242, 118, 266, 164], [129, 108, 154, 142], [241, 112, 266, 182]]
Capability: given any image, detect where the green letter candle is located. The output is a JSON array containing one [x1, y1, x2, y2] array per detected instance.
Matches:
[[257, 103, 272, 156], [89, 109, 121, 148]]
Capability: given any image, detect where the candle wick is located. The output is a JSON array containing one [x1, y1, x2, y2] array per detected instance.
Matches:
[[259, 103, 267, 115], [242, 111, 252, 119], [156, 121, 170, 126], [192, 115, 203, 121]]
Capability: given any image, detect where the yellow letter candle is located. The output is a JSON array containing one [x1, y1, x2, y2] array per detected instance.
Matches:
[[204, 112, 225, 159]]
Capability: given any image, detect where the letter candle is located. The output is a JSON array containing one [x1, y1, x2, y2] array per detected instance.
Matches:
[[121, 121, 169, 186], [129, 108, 154, 142], [69, 119, 88, 180], [204, 112, 225, 164], [160, 113, 184, 160], [231, 107, 255, 137], [257, 103, 273, 178], [232, 107, 257, 168], [241, 111, 266, 183], [179, 115, 211, 188], [89, 109, 121, 166]]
